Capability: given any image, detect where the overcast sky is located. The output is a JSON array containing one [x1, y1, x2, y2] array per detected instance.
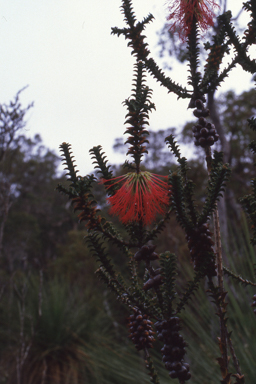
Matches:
[[0, 0, 254, 175]]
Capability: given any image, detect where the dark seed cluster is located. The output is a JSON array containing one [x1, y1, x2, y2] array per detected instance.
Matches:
[[155, 317, 191, 382], [134, 245, 163, 291], [192, 99, 219, 148], [143, 268, 163, 291], [251, 294, 256, 314], [134, 244, 159, 261], [128, 307, 155, 351], [186, 223, 217, 277]]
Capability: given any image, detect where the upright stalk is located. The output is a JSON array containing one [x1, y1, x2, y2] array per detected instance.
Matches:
[[205, 146, 229, 377]]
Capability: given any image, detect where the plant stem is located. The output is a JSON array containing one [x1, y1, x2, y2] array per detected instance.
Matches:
[[213, 208, 228, 370], [227, 331, 242, 376], [213, 208, 224, 291], [205, 146, 228, 373], [144, 351, 160, 384]]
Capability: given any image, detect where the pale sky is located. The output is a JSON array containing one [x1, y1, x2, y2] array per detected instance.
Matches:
[[0, 0, 254, 175]]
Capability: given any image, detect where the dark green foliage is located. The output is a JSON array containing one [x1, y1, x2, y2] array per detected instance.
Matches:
[[56, 183, 77, 199], [248, 115, 256, 131], [124, 220, 146, 246], [84, 229, 165, 317], [165, 134, 181, 160], [218, 11, 256, 74], [144, 57, 191, 98], [111, 0, 153, 61], [164, 134, 219, 278], [248, 117, 256, 155], [111, 0, 190, 99], [198, 153, 231, 226], [165, 135, 203, 233], [169, 171, 193, 231], [211, 150, 223, 168], [223, 266, 256, 287], [127, 255, 161, 317], [165, 136, 198, 227], [86, 232, 116, 278], [90, 145, 113, 181], [100, 220, 127, 250], [165, 134, 190, 179], [240, 117, 256, 245], [187, 20, 203, 107], [201, 21, 229, 93], [183, 180, 198, 225], [57, 143, 104, 230], [165, 135, 201, 231], [59, 142, 78, 186], [95, 266, 129, 304], [159, 252, 177, 317], [114, 0, 256, 102], [144, 208, 172, 243], [58, 142, 97, 197], [120, 0, 136, 27], [123, 61, 155, 169], [130, 61, 150, 104], [240, 180, 256, 245], [243, 0, 256, 49], [202, 53, 239, 97], [175, 269, 205, 314], [243, 0, 256, 22]]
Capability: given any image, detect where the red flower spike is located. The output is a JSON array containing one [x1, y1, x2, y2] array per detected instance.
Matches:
[[103, 172, 170, 226], [167, 0, 218, 42]]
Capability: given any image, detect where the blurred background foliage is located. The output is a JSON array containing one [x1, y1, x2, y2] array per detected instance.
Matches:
[[0, 85, 256, 383]]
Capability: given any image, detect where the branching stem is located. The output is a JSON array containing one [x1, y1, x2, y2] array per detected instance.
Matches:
[[227, 330, 242, 377]]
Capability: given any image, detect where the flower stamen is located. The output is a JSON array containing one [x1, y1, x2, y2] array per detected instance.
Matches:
[[167, 0, 218, 41], [102, 172, 170, 225]]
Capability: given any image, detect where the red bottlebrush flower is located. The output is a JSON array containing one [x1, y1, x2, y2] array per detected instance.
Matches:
[[103, 172, 169, 225], [167, 0, 218, 42]]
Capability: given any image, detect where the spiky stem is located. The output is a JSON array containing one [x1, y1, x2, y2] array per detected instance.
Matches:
[[144, 352, 160, 384], [227, 330, 242, 378], [205, 146, 228, 373], [213, 211, 229, 371]]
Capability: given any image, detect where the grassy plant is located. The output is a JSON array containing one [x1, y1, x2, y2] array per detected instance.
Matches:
[[0, 276, 171, 384], [178, 219, 256, 383]]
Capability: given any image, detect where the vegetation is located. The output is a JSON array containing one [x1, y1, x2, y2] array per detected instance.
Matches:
[[0, 0, 256, 383], [57, 0, 256, 382]]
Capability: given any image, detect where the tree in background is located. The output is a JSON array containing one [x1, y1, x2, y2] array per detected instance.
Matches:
[[0, 87, 33, 258], [0, 89, 77, 276], [0, 91, 119, 384]]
